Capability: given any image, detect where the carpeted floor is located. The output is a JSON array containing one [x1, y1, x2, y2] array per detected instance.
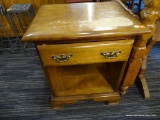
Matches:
[[0, 42, 160, 120]]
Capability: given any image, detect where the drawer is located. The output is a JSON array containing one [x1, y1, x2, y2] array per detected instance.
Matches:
[[37, 40, 134, 66]]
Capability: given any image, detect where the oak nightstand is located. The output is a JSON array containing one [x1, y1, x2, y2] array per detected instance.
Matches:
[[22, 1, 150, 109]]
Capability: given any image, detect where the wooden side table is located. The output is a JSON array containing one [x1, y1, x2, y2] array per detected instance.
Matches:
[[22, 1, 150, 109]]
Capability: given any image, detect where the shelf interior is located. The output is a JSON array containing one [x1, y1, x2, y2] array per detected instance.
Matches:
[[53, 63, 115, 97]]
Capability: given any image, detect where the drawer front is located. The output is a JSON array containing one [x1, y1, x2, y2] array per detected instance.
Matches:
[[37, 40, 134, 66]]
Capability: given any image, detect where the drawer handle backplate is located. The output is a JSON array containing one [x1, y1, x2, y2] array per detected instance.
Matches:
[[100, 51, 121, 59], [52, 54, 73, 63]]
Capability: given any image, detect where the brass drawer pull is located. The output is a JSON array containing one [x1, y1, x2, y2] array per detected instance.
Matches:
[[100, 51, 121, 59], [52, 54, 73, 63]]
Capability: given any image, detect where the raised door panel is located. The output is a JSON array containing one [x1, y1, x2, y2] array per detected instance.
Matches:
[[55, 0, 66, 4], [49, 0, 56, 4], [0, 15, 14, 37]]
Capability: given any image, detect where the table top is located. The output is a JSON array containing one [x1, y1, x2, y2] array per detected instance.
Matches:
[[22, 1, 150, 42]]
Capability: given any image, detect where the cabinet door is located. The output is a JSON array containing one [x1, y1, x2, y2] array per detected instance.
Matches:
[[2, 0, 51, 12], [0, 0, 14, 36], [0, 0, 51, 36]]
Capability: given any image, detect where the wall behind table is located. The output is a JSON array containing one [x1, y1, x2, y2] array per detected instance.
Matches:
[[0, 0, 66, 37]]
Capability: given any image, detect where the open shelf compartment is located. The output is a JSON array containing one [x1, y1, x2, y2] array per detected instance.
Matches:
[[45, 62, 126, 98]]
